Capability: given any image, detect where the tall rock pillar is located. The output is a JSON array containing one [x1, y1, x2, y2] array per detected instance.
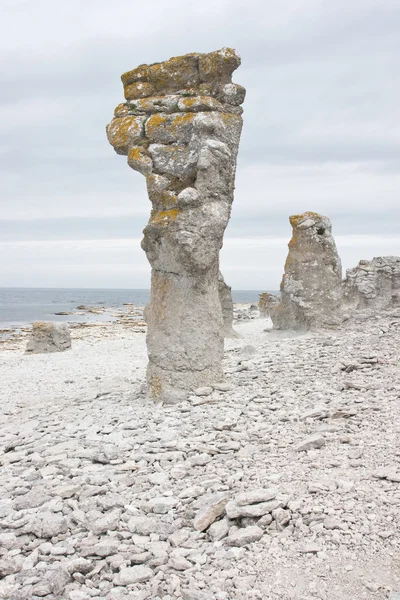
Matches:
[[106, 49, 245, 402], [270, 212, 342, 330]]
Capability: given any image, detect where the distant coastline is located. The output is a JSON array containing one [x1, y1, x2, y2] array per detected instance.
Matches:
[[0, 287, 276, 330]]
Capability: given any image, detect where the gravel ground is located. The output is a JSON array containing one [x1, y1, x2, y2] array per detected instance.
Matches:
[[0, 308, 399, 599]]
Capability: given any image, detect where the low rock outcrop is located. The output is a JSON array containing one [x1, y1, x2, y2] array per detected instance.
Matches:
[[343, 256, 400, 312], [107, 48, 245, 402], [25, 322, 71, 354], [270, 212, 342, 330]]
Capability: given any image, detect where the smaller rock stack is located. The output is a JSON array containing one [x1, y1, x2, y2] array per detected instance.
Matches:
[[270, 212, 342, 330], [218, 272, 240, 338], [258, 292, 280, 318], [343, 256, 400, 312], [25, 322, 71, 354]]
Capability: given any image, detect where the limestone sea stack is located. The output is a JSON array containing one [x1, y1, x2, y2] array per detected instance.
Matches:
[[258, 292, 280, 318], [106, 48, 245, 403], [270, 212, 342, 330], [343, 256, 400, 312], [218, 272, 240, 338], [25, 322, 71, 354]]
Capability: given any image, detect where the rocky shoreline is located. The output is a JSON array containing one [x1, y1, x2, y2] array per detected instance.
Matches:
[[0, 307, 399, 599]]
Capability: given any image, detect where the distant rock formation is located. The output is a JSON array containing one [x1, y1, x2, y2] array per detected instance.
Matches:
[[270, 212, 342, 330], [343, 256, 400, 312], [218, 272, 240, 338], [107, 49, 245, 402], [258, 292, 280, 317], [25, 322, 71, 354]]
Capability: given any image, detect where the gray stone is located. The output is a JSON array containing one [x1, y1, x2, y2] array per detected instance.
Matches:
[[169, 555, 192, 570], [208, 517, 229, 541], [295, 434, 326, 452], [25, 322, 71, 354], [194, 387, 213, 397], [270, 212, 342, 330], [0, 557, 21, 577], [14, 489, 51, 511], [26, 512, 68, 538], [90, 509, 120, 535], [226, 525, 263, 546], [107, 48, 244, 403], [225, 499, 281, 519], [193, 495, 229, 531], [235, 488, 278, 506], [147, 496, 178, 514], [114, 565, 153, 585]]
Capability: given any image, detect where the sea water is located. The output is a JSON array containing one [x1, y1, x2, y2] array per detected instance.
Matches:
[[0, 288, 268, 329]]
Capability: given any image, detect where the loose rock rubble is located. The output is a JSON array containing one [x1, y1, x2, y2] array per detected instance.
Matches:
[[1, 308, 400, 599]]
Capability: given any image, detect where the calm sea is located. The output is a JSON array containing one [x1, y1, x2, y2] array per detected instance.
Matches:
[[0, 288, 265, 329]]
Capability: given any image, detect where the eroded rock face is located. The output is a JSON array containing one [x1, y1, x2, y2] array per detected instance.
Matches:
[[270, 212, 342, 330], [107, 49, 245, 402], [25, 322, 71, 354], [218, 272, 240, 338], [343, 256, 400, 312]]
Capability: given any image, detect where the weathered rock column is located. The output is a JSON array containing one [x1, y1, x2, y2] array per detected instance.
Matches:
[[270, 212, 342, 330], [106, 49, 245, 402]]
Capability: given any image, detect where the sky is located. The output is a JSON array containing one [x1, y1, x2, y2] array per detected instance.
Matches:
[[0, 0, 399, 289]]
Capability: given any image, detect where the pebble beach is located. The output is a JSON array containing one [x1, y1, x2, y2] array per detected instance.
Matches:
[[0, 305, 399, 599]]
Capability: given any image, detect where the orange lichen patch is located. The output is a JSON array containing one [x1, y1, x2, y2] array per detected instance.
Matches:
[[106, 116, 145, 155], [289, 212, 322, 228], [114, 103, 130, 117], [170, 113, 196, 128], [127, 146, 153, 175], [124, 82, 155, 101], [148, 54, 200, 92], [145, 112, 196, 143], [121, 64, 149, 87], [199, 48, 240, 84], [150, 208, 181, 226], [177, 96, 223, 112], [149, 373, 162, 400]]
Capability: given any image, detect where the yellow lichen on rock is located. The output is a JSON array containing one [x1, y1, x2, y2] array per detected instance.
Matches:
[[150, 208, 181, 226], [289, 211, 322, 227], [148, 54, 199, 92], [121, 64, 150, 87], [106, 115, 146, 155], [145, 112, 196, 143], [114, 103, 130, 117], [127, 146, 153, 175], [124, 81, 155, 101], [199, 48, 240, 83]]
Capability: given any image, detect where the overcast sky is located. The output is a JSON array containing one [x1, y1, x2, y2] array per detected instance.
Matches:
[[1, 0, 399, 289]]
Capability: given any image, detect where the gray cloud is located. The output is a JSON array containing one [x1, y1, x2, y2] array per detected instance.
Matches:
[[0, 0, 399, 287]]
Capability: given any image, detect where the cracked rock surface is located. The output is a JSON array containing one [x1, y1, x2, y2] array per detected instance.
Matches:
[[343, 256, 400, 313], [1, 307, 399, 599], [106, 48, 245, 403]]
